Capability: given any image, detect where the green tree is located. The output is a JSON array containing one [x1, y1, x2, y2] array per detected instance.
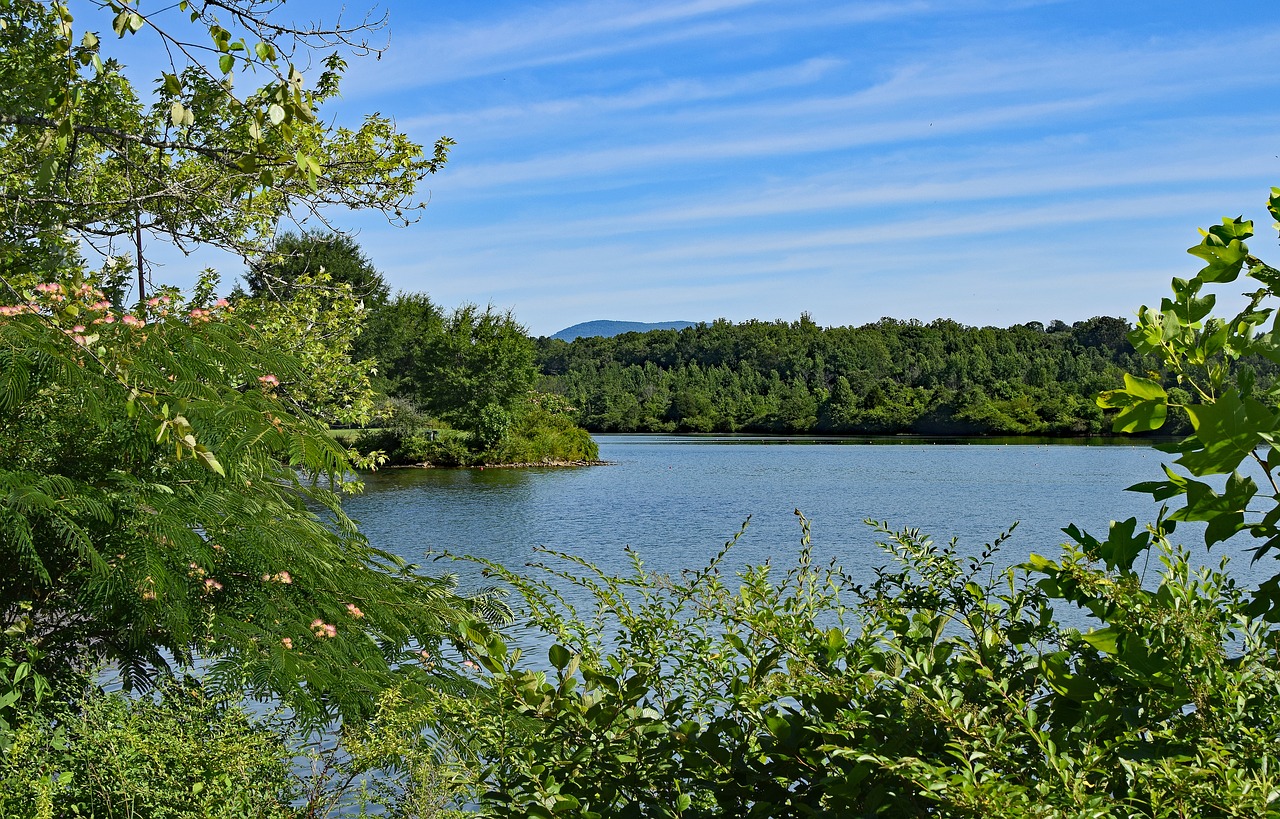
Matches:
[[1097, 189, 1280, 618], [821, 374, 857, 430], [0, 0, 450, 296], [244, 229, 390, 307], [358, 290, 444, 398], [0, 278, 499, 729], [354, 293, 594, 464], [233, 270, 381, 425], [367, 298, 539, 449], [429, 304, 538, 432], [0, 0, 493, 734]]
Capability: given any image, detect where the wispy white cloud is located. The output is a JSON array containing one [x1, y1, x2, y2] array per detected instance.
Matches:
[[346, 0, 779, 93], [432, 92, 1162, 191], [419, 132, 1276, 246], [345, 0, 994, 94], [385, 183, 1258, 288], [329, 1, 1280, 334], [402, 57, 844, 132], [405, 26, 1280, 195]]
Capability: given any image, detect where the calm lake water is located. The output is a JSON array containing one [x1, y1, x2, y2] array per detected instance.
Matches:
[[345, 435, 1262, 608]]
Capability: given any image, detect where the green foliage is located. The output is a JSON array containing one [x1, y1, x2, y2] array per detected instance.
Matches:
[[535, 316, 1163, 436], [0, 0, 509, 811], [357, 292, 443, 399], [409, 303, 539, 441], [354, 398, 599, 467], [232, 271, 380, 425], [0, 275, 496, 728], [322, 685, 476, 818], [0, 679, 297, 819], [359, 293, 595, 463], [1098, 199, 1280, 619], [486, 402, 600, 465], [0, 0, 450, 282], [427, 517, 1280, 817], [0, 616, 54, 749], [10, 1, 1280, 812], [245, 231, 390, 307]]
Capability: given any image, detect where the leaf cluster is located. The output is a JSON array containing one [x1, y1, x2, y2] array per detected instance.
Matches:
[[0, 677, 298, 819], [0, 0, 449, 284], [1096, 193, 1280, 619]]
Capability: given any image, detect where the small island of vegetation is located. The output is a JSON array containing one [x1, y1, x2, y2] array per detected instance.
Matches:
[[238, 229, 599, 468]]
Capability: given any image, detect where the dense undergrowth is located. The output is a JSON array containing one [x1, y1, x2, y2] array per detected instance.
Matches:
[[349, 399, 600, 467]]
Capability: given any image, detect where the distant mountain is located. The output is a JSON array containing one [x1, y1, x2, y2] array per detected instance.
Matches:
[[548, 320, 699, 341]]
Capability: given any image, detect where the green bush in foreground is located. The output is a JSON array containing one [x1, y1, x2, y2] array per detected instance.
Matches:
[[0, 676, 483, 819], [416, 517, 1279, 818], [0, 678, 296, 819]]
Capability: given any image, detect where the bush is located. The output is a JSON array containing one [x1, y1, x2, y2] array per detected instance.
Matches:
[[354, 398, 598, 467], [421, 516, 1280, 817], [0, 679, 297, 819], [485, 406, 600, 465]]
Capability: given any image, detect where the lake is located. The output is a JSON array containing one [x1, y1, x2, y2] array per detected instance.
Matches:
[[345, 434, 1258, 612]]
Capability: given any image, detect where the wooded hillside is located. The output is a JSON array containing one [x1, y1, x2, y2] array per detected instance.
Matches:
[[537, 314, 1184, 435]]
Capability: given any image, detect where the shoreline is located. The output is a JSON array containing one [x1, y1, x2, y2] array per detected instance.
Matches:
[[384, 459, 613, 469]]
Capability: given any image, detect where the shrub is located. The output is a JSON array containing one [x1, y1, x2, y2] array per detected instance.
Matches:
[[485, 406, 601, 465], [0, 679, 297, 819], [423, 515, 1280, 817]]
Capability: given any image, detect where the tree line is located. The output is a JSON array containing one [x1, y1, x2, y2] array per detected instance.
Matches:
[[246, 232, 1197, 442], [536, 313, 1185, 435]]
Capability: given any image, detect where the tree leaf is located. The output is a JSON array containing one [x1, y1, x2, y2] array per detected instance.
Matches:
[[1099, 375, 1168, 433], [1188, 238, 1248, 283], [548, 644, 570, 671], [1081, 626, 1119, 655], [1178, 390, 1274, 476]]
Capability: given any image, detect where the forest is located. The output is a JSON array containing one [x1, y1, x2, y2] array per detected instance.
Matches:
[[537, 315, 1195, 436]]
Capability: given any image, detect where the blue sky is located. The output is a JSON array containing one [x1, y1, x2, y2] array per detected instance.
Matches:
[[155, 1, 1280, 335]]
